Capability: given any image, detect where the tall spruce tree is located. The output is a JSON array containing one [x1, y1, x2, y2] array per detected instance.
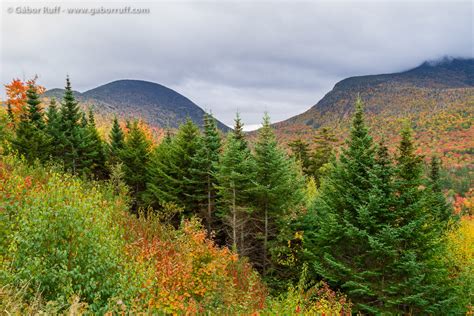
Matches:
[[25, 84, 45, 130], [46, 98, 62, 158], [389, 125, 457, 313], [303, 99, 391, 313], [253, 113, 304, 275], [215, 114, 256, 257], [171, 118, 202, 213], [144, 132, 178, 207], [108, 116, 125, 165], [12, 84, 51, 162], [75, 113, 94, 174], [144, 119, 199, 210], [76, 109, 107, 178], [187, 113, 222, 231], [144, 118, 202, 214], [302, 99, 459, 314], [215, 134, 256, 257], [58, 77, 83, 174], [427, 156, 452, 223], [120, 120, 152, 208]]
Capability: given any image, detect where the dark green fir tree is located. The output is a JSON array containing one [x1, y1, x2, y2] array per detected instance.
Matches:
[[144, 131, 178, 207], [46, 98, 62, 158], [58, 77, 83, 174], [77, 109, 107, 178], [120, 120, 152, 208], [302, 100, 459, 314], [215, 131, 256, 257], [12, 84, 51, 162], [108, 116, 125, 165], [253, 113, 304, 276], [145, 118, 201, 214], [187, 113, 222, 231]]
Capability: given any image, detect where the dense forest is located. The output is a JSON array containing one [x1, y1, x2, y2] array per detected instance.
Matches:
[[0, 77, 472, 314]]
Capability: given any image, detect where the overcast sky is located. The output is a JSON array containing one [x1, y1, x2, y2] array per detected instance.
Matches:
[[1, 0, 472, 129]]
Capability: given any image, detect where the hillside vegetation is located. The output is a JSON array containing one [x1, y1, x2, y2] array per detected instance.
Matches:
[[273, 58, 473, 203], [0, 75, 472, 314]]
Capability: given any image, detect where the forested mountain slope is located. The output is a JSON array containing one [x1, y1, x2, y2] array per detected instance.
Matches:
[[44, 80, 230, 131], [272, 58, 473, 187]]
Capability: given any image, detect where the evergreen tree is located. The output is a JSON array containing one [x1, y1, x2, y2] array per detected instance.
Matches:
[[428, 156, 452, 222], [232, 112, 247, 149], [214, 114, 256, 255], [46, 98, 62, 158], [12, 84, 51, 162], [108, 116, 125, 165], [302, 99, 389, 313], [144, 133, 178, 207], [171, 118, 202, 212], [187, 113, 222, 231], [215, 132, 256, 257], [308, 127, 337, 185], [75, 115, 94, 174], [76, 109, 107, 178], [120, 120, 152, 208], [80, 112, 88, 127], [302, 100, 459, 314], [389, 124, 456, 313], [288, 138, 311, 174], [58, 77, 83, 174], [144, 119, 199, 210], [144, 118, 202, 214], [25, 85, 45, 130], [253, 113, 304, 275]]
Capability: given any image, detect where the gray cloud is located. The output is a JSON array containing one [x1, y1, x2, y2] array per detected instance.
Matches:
[[1, 0, 472, 128]]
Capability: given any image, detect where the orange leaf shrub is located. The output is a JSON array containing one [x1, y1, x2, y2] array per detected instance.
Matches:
[[120, 213, 267, 314], [453, 189, 473, 216], [4, 77, 45, 120]]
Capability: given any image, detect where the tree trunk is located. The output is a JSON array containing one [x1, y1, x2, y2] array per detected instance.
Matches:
[[232, 186, 237, 252], [207, 174, 212, 232], [241, 224, 244, 255], [263, 205, 268, 276]]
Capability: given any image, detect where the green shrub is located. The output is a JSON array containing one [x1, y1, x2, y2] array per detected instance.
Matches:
[[1, 155, 129, 312]]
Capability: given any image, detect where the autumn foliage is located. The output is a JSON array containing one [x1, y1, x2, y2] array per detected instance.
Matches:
[[121, 214, 267, 314], [1, 76, 471, 314], [4, 78, 45, 120], [0, 154, 267, 314]]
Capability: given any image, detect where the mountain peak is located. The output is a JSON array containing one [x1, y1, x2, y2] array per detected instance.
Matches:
[[44, 80, 230, 131], [275, 58, 474, 129]]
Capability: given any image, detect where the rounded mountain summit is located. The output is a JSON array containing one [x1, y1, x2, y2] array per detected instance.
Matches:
[[44, 79, 230, 131]]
